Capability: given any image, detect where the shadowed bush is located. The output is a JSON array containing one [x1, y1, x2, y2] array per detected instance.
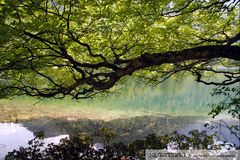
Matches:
[[6, 129, 223, 160]]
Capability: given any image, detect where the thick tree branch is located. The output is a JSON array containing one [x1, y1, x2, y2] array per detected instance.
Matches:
[[1, 45, 239, 99], [1, 0, 240, 99], [90, 45, 240, 91]]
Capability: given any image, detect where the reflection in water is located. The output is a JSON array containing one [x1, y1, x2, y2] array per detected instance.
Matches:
[[0, 116, 203, 159], [0, 76, 219, 123], [0, 123, 34, 159], [21, 115, 205, 143], [0, 123, 68, 160], [0, 116, 238, 159], [180, 118, 240, 147], [113, 77, 215, 115], [0, 76, 233, 158]]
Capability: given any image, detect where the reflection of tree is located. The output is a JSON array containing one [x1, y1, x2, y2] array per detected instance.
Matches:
[[6, 129, 229, 159], [22, 115, 203, 143]]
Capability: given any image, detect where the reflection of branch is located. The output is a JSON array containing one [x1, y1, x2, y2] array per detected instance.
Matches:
[[210, 120, 240, 141]]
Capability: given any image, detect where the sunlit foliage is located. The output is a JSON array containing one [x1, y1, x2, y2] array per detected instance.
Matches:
[[0, 0, 239, 99]]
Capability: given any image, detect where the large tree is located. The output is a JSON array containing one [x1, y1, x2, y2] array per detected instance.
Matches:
[[0, 0, 239, 99]]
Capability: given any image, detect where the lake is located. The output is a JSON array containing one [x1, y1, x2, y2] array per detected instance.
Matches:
[[0, 76, 239, 159]]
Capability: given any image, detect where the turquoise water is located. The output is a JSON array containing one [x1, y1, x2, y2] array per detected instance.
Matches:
[[2, 76, 218, 118], [1, 75, 236, 158], [106, 76, 215, 115], [40, 76, 217, 116]]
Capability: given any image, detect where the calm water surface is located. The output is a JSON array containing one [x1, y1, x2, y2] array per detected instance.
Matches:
[[0, 77, 238, 158]]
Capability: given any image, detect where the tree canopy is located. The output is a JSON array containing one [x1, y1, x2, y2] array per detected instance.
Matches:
[[0, 0, 239, 99]]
